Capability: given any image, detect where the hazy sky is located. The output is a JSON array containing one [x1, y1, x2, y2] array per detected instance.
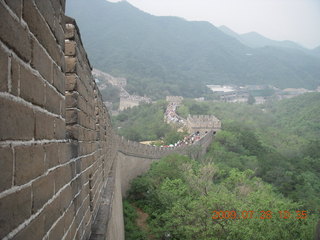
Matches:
[[108, 0, 320, 49]]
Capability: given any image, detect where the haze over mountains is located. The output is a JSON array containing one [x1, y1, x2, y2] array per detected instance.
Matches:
[[219, 25, 305, 50], [66, 0, 320, 98]]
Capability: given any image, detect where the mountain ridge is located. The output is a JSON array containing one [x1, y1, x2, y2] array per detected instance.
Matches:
[[219, 25, 306, 50], [66, 0, 320, 98]]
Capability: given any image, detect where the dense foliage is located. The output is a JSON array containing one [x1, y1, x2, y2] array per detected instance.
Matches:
[[123, 200, 147, 240], [122, 93, 320, 239], [67, 0, 320, 99], [125, 155, 317, 239], [178, 93, 320, 212]]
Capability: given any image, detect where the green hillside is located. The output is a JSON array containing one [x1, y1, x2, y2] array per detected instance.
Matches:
[[66, 0, 320, 98], [121, 93, 320, 239], [178, 93, 320, 210]]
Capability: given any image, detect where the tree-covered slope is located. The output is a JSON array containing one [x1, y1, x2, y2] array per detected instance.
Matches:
[[125, 155, 317, 239], [177, 93, 320, 211], [66, 0, 320, 98]]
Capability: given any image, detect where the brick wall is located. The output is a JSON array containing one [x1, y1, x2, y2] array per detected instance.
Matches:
[[0, 1, 215, 239], [0, 0, 71, 239], [0, 1, 116, 239]]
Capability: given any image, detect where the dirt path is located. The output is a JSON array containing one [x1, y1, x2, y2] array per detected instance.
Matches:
[[135, 207, 149, 232]]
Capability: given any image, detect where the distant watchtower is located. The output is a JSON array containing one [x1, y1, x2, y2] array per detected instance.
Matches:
[[186, 115, 221, 135], [166, 96, 183, 105]]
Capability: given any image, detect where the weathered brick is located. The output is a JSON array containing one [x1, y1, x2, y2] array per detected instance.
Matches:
[[60, 98, 66, 118], [4, 0, 22, 19], [75, 197, 89, 228], [79, 84, 90, 104], [31, 37, 53, 83], [43, 195, 61, 232], [23, 0, 63, 66], [78, 142, 91, 156], [15, 144, 45, 185], [64, 220, 77, 240], [65, 41, 76, 56], [70, 176, 82, 201], [66, 91, 79, 108], [32, 173, 54, 213], [0, 187, 32, 239], [66, 109, 79, 125], [78, 96, 88, 114], [60, 142, 78, 164], [60, 47, 66, 73], [44, 143, 59, 170], [54, 117, 66, 139], [65, 74, 78, 91], [0, 46, 8, 92], [0, 146, 13, 192], [59, 185, 72, 212], [60, 0, 66, 12], [63, 205, 75, 233], [35, 111, 55, 140], [82, 209, 92, 239], [54, 165, 72, 193], [45, 85, 62, 115], [11, 212, 45, 240], [34, 0, 55, 32], [49, 0, 62, 24], [0, 97, 34, 141], [66, 125, 80, 140], [52, 64, 65, 94], [10, 57, 20, 96], [48, 215, 65, 240], [65, 24, 75, 39], [65, 56, 76, 73], [20, 64, 45, 106], [0, 3, 31, 61], [54, 23, 66, 51]]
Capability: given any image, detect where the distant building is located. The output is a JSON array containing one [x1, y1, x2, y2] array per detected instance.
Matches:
[[220, 91, 249, 103], [194, 97, 205, 102], [206, 85, 236, 93], [282, 88, 311, 95], [186, 115, 221, 135], [254, 97, 267, 105], [166, 96, 183, 105]]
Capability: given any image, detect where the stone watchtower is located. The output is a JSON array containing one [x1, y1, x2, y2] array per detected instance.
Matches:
[[186, 115, 221, 135]]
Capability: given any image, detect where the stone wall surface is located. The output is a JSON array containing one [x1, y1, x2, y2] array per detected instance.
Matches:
[[0, 1, 214, 240]]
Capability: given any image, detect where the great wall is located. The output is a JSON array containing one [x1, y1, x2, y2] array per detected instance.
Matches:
[[0, 1, 218, 239]]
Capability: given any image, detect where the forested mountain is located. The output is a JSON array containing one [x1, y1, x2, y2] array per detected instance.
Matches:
[[219, 25, 305, 50], [66, 0, 320, 98]]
